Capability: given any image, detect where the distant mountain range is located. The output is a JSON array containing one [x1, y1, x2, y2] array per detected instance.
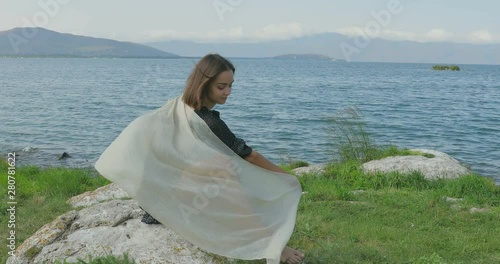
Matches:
[[270, 53, 343, 61], [0, 28, 179, 58], [147, 33, 500, 65], [1, 27, 499, 64]]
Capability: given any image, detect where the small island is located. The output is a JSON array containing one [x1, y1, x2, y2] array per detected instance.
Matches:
[[271, 53, 344, 61], [432, 65, 460, 71]]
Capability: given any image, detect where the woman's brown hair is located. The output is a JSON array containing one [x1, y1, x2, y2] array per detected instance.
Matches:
[[182, 54, 235, 110]]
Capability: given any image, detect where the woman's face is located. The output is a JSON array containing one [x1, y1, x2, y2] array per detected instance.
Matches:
[[205, 70, 234, 109]]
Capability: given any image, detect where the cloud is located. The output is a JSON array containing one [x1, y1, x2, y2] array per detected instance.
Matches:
[[424, 28, 453, 42], [338, 26, 423, 42], [468, 30, 496, 43], [141, 28, 243, 42], [139, 24, 500, 44], [336, 27, 464, 43], [336, 26, 365, 37], [252, 23, 305, 41], [379, 30, 418, 41], [140, 23, 308, 43]]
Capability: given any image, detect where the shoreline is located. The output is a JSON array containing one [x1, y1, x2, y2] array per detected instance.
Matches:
[[4, 149, 500, 185]]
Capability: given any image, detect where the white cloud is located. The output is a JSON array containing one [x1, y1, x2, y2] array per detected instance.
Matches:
[[336, 27, 464, 43], [424, 28, 453, 42], [336, 26, 365, 37], [140, 23, 308, 43], [252, 23, 305, 41], [337, 27, 421, 42], [379, 30, 418, 41], [468, 30, 495, 43], [140, 28, 241, 42], [134, 25, 500, 44]]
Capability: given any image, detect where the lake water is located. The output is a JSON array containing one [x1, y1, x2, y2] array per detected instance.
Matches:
[[1, 58, 499, 184]]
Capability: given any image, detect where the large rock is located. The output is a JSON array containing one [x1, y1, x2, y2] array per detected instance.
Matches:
[[8, 186, 217, 264], [291, 164, 326, 176], [361, 149, 470, 179], [67, 183, 130, 208]]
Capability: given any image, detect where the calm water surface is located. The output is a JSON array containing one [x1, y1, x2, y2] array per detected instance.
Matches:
[[1, 58, 499, 183]]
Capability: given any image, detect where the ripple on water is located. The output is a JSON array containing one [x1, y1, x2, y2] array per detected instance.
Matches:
[[1, 59, 499, 184]]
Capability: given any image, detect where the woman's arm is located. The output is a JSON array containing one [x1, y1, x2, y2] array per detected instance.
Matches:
[[244, 150, 288, 174]]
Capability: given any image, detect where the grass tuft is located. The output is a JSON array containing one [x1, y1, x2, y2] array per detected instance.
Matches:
[[279, 154, 310, 171], [327, 107, 378, 163], [327, 107, 434, 164]]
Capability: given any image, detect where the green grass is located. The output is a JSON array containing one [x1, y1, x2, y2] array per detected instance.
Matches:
[[2, 108, 499, 264], [1, 159, 499, 264], [298, 171, 499, 263], [0, 159, 110, 263], [225, 170, 499, 264], [279, 155, 310, 171], [432, 65, 461, 71]]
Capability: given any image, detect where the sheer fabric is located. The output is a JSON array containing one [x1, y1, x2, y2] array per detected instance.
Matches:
[[95, 96, 302, 263], [194, 106, 253, 158]]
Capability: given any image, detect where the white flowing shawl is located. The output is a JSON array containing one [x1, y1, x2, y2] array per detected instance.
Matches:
[[95, 96, 302, 263]]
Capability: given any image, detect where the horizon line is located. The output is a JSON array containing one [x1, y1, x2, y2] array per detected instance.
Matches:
[[2, 27, 500, 46]]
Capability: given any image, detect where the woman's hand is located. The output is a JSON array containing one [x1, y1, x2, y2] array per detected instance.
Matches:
[[244, 150, 288, 174]]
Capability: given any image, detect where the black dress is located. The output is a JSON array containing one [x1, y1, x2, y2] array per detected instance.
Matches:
[[194, 106, 252, 159]]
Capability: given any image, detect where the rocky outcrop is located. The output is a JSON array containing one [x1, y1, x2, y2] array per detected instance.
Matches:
[[361, 149, 470, 179], [7, 186, 217, 264], [67, 183, 129, 208], [291, 164, 326, 176], [292, 149, 470, 180]]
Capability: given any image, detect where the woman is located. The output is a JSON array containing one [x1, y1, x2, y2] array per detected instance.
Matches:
[[95, 54, 304, 264]]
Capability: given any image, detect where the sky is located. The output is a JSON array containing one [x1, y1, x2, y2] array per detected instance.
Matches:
[[1, 0, 499, 44]]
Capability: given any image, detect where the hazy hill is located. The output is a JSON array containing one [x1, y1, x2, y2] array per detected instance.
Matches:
[[1, 28, 498, 64], [271, 53, 343, 61], [146, 33, 500, 64], [0, 28, 179, 58]]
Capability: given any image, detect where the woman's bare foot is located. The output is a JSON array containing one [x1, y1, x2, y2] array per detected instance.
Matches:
[[280, 246, 304, 264]]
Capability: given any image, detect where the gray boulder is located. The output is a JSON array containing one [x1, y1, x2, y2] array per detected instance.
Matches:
[[7, 185, 217, 264], [67, 183, 130, 208], [291, 164, 326, 176], [361, 149, 470, 179]]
